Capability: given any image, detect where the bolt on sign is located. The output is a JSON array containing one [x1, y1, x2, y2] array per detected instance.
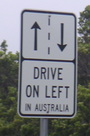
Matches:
[[18, 10, 77, 118]]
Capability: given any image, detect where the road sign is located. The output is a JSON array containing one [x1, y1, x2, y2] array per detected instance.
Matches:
[[18, 10, 77, 118]]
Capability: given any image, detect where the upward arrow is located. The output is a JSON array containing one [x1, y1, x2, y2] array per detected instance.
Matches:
[[57, 23, 67, 51], [31, 22, 41, 50]]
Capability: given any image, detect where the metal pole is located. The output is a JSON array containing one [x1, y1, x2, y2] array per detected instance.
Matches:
[[40, 118, 48, 136]]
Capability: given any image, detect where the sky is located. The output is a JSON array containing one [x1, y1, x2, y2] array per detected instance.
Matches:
[[0, 0, 90, 53]]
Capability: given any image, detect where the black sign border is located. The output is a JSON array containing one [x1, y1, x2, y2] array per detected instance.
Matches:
[[18, 9, 77, 118]]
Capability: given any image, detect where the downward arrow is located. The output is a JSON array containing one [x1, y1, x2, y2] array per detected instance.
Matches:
[[31, 22, 41, 50], [57, 23, 67, 51]]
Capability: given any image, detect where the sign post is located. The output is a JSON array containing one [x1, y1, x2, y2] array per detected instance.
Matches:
[[18, 10, 77, 135], [40, 118, 48, 136]]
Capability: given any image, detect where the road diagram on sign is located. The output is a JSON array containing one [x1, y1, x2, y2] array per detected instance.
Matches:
[[31, 16, 67, 54]]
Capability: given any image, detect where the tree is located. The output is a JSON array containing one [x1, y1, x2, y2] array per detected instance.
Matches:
[[78, 43, 90, 86], [0, 40, 8, 53], [0, 41, 19, 136], [78, 5, 90, 86], [78, 5, 90, 44]]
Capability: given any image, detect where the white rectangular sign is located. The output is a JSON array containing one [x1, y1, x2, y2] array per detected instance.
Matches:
[[18, 10, 77, 118]]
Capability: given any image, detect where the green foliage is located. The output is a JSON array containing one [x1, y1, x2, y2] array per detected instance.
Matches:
[[20, 119, 40, 136], [78, 43, 90, 86], [78, 43, 90, 54], [0, 41, 19, 136], [0, 40, 8, 53], [78, 5, 90, 44], [78, 5, 90, 86], [78, 6, 90, 86]]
